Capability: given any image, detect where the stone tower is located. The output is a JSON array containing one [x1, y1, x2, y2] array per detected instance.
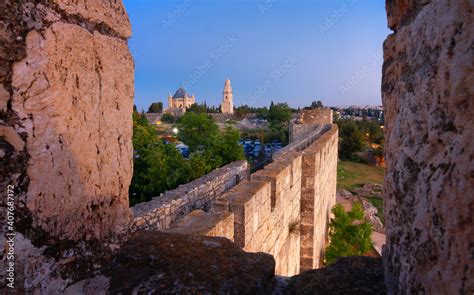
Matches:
[[221, 78, 234, 114]]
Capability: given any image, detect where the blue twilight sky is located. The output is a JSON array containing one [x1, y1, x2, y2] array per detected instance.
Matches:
[[122, 0, 391, 111]]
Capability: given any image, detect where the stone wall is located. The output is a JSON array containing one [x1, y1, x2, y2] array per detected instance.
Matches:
[[278, 124, 329, 158], [382, 1, 473, 294], [289, 109, 333, 142], [168, 125, 339, 276], [0, 1, 133, 293], [299, 127, 338, 270], [131, 160, 248, 231]]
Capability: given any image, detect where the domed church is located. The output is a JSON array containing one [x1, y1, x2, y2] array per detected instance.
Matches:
[[167, 87, 195, 112]]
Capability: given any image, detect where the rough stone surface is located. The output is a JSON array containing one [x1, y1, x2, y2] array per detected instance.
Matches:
[[102, 231, 276, 294], [337, 189, 354, 199], [382, 0, 474, 293], [12, 22, 134, 241], [52, 0, 132, 38], [166, 209, 235, 241], [353, 182, 383, 199], [0, 1, 133, 292], [289, 257, 386, 295], [360, 198, 385, 233]]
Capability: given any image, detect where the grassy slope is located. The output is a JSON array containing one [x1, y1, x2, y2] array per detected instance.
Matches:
[[337, 161, 386, 224], [337, 161, 385, 191]]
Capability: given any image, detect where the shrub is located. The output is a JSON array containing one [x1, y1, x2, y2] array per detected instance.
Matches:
[[325, 203, 372, 265], [161, 113, 175, 123]]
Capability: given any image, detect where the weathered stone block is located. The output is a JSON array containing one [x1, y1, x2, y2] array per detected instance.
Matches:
[[226, 181, 271, 247], [12, 22, 134, 240], [382, 1, 474, 293], [52, 0, 132, 38], [251, 162, 291, 209], [165, 209, 234, 241]]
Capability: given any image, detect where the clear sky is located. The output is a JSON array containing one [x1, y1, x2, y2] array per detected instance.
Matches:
[[122, 0, 391, 111]]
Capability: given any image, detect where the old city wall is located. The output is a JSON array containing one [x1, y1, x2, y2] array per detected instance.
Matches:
[[131, 160, 248, 231], [168, 124, 338, 276], [298, 127, 338, 270], [382, 0, 473, 294], [289, 108, 333, 142]]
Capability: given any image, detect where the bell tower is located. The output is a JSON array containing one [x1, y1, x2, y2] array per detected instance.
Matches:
[[221, 78, 234, 114]]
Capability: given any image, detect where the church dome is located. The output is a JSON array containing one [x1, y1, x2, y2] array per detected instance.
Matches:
[[172, 87, 190, 99]]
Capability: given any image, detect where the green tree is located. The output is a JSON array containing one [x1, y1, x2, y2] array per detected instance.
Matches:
[[359, 121, 384, 144], [267, 101, 292, 130], [176, 112, 219, 151], [177, 112, 244, 168], [129, 111, 189, 205], [147, 102, 163, 113], [337, 120, 366, 161], [132, 114, 155, 151], [310, 100, 324, 109], [161, 113, 175, 124], [187, 153, 213, 179], [187, 103, 208, 113], [325, 203, 373, 265], [134, 111, 149, 126], [215, 125, 245, 164], [256, 107, 269, 119]]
